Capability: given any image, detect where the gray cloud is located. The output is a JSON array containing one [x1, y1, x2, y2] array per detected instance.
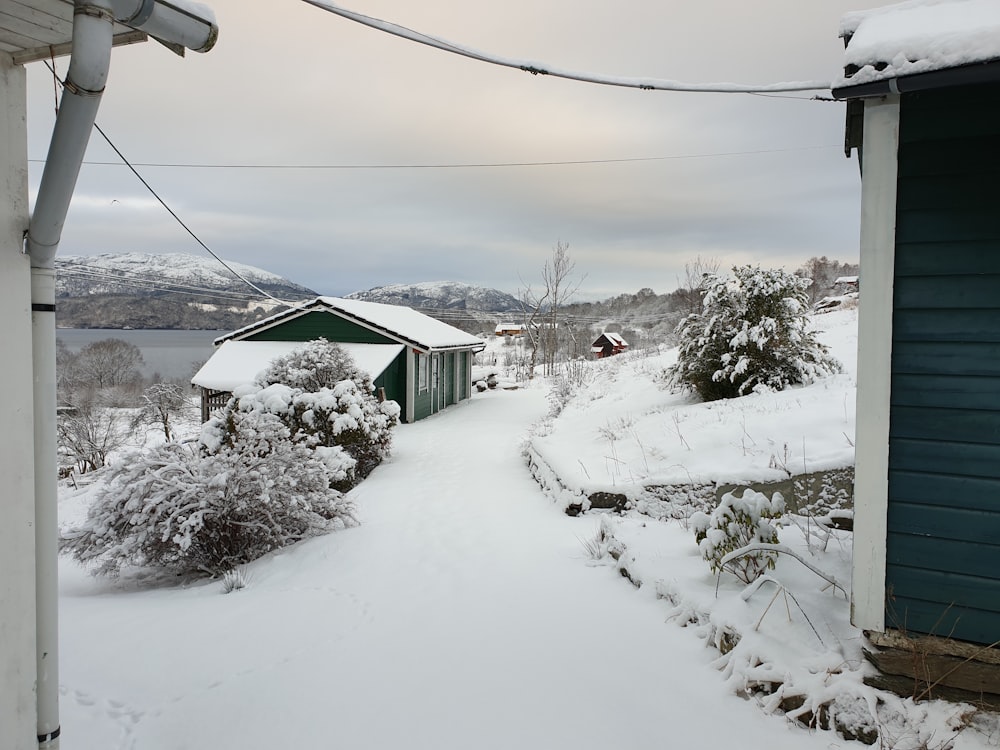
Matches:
[[26, 0, 879, 301]]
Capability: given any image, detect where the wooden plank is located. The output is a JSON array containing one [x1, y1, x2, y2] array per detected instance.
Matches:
[[246, 311, 397, 345], [890, 405, 1000, 444], [870, 628, 1000, 663], [864, 647, 1000, 696], [897, 174, 999, 211], [900, 105, 1000, 143], [889, 438, 1000, 478], [890, 470, 1000, 511], [896, 209, 1000, 243], [893, 373, 1000, 409], [892, 341, 1000, 376], [902, 82, 1000, 116], [893, 310, 1000, 344], [893, 275, 1000, 308], [865, 671, 1000, 709], [887, 502, 1000, 544], [881, 590, 1000, 645], [897, 137, 1000, 178], [887, 542, 1000, 585], [896, 241, 1000, 276]]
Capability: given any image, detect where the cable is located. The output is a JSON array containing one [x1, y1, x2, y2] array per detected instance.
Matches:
[[27, 144, 840, 171], [301, 0, 833, 94], [41, 61, 294, 310], [90, 122, 293, 307]]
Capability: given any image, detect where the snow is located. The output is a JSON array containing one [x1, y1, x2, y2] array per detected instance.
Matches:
[[318, 296, 485, 349], [59, 252, 292, 288], [532, 310, 858, 495], [220, 297, 486, 351], [191, 340, 404, 391], [55, 308, 998, 748], [837, 0, 1000, 87]]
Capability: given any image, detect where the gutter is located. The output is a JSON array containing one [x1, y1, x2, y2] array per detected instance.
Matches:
[[24, 3, 217, 747], [832, 58, 1000, 100]]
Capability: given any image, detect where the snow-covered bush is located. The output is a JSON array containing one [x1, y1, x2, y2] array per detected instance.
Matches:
[[668, 265, 841, 401], [257, 338, 369, 394], [61, 412, 357, 577], [691, 489, 784, 583], [205, 339, 400, 488]]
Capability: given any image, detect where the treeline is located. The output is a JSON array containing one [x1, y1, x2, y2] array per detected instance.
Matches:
[[557, 256, 859, 350], [55, 294, 278, 330]]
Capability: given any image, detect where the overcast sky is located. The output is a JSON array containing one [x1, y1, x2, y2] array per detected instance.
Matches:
[[25, 0, 882, 300]]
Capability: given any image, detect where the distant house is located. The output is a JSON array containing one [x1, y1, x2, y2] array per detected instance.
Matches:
[[591, 332, 628, 359], [495, 323, 524, 337], [192, 297, 486, 423], [833, 275, 859, 293], [833, 0, 1000, 694]]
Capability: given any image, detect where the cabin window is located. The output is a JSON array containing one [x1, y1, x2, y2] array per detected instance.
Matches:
[[418, 353, 428, 392]]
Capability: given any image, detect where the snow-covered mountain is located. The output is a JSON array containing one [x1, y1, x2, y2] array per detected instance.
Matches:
[[346, 281, 520, 313], [54, 253, 316, 329], [56, 252, 316, 300]]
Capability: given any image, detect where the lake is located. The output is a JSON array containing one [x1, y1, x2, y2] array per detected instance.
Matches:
[[56, 329, 226, 380]]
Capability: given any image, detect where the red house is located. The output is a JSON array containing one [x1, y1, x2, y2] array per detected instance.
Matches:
[[591, 332, 629, 359]]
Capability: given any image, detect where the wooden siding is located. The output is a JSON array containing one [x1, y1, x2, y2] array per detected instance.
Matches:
[[373, 351, 408, 418], [244, 311, 397, 345], [886, 82, 1000, 645]]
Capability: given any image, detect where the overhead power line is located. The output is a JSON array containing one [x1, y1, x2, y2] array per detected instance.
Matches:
[[41, 60, 295, 310], [28, 144, 840, 171], [301, 0, 834, 94]]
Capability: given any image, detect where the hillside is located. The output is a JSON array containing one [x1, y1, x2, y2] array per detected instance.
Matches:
[[346, 281, 520, 313], [55, 253, 316, 329]]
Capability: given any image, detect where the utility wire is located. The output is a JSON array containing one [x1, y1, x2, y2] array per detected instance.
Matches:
[[302, 0, 833, 94], [90, 122, 294, 308], [27, 144, 840, 171], [42, 61, 295, 310]]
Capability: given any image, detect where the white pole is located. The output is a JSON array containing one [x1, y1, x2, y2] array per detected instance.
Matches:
[[0, 51, 39, 750], [27, 5, 115, 746]]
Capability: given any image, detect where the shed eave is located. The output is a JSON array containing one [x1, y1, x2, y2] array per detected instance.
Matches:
[[833, 58, 1000, 99]]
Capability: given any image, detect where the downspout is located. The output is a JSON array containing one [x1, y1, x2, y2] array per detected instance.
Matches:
[[25, 2, 116, 746]]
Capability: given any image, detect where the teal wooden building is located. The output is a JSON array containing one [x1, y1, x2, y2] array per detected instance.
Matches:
[[833, 1, 1000, 650], [193, 297, 485, 423]]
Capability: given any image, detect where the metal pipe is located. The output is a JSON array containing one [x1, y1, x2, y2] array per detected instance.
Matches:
[[28, 6, 114, 745], [25, 5, 217, 743]]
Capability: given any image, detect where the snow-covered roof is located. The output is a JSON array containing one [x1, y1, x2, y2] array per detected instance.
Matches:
[[595, 332, 629, 347], [218, 297, 485, 352], [191, 341, 404, 392], [835, 0, 1000, 89], [834, 276, 859, 285]]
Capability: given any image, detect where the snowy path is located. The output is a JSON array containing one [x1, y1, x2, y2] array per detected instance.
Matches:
[[58, 387, 845, 749]]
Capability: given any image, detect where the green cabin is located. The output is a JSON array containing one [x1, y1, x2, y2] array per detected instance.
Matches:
[[834, 1, 1000, 652], [193, 297, 485, 423]]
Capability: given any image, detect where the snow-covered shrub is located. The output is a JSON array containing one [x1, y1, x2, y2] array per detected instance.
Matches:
[[205, 339, 400, 489], [258, 338, 369, 394], [668, 265, 841, 401], [691, 489, 784, 584], [61, 413, 357, 577]]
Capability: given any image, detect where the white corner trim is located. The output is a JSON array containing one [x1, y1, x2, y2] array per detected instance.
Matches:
[[852, 95, 900, 633], [405, 348, 415, 423]]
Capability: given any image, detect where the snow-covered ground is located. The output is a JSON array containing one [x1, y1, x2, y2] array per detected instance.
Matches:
[[56, 310, 998, 749]]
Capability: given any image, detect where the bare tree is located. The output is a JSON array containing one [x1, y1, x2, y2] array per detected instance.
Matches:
[[57, 405, 130, 475], [519, 241, 585, 377], [675, 255, 721, 316], [75, 338, 144, 390], [132, 381, 192, 442]]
